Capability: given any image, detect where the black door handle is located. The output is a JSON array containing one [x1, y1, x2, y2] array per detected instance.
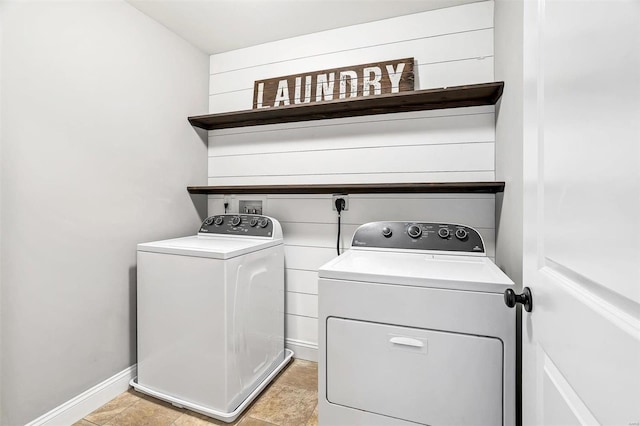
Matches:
[[504, 287, 533, 312]]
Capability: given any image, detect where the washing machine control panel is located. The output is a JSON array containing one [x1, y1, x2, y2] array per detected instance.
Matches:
[[199, 214, 274, 237], [351, 221, 484, 253]]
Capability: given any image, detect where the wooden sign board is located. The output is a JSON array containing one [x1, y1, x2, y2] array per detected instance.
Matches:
[[253, 57, 414, 109]]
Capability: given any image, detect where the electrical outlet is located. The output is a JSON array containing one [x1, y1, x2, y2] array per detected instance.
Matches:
[[332, 194, 349, 211], [239, 199, 263, 215]]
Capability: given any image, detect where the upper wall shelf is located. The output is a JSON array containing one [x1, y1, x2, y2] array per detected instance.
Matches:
[[188, 82, 504, 130], [187, 182, 505, 195]]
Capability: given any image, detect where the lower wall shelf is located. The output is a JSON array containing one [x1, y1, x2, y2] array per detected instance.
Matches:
[[187, 182, 505, 195]]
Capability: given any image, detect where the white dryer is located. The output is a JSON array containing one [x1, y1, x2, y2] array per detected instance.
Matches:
[[131, 214, 293, 423], [318, 221, 515, 426]]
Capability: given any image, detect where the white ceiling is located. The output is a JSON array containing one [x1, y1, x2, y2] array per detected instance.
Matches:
[[126, 0, 482, 55]]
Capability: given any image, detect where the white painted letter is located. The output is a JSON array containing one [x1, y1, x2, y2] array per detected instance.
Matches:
[[339, 71, 358, 99], [362, 66, 382, 96], [294, 76, 312, 104], [315, 72, 335, 102], [256, 82, 269, 109], [274, 79, 290, 107], [386, 63, 406, 93]]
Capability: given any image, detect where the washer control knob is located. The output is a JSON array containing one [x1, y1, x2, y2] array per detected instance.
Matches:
[[382, 227, 393, 238], [438, 228, 450, 239], [249, 218, 258, 227], [407, 225, 422, 239], [455, 228, 468, 240], [213, 216, 224, 226], [203, 217, 214, 226], [230, 216, 242, 227], [258, 218, 269, 228]]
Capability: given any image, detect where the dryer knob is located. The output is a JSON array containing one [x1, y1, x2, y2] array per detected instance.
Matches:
[[203, 217, 214, 226], [230, 216, 242, 226], [213, 216, 224, 226], [258, 218, 269, 228], [249, 218, 258, 227], [407, 225, 422, 239], [382, 227, 392, 238], [455, 228, 468, 240]]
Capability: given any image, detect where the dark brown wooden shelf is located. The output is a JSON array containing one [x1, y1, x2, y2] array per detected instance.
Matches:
[[187, 182, 505, 195], [188, 82, 505, 196], [188, 82, 504, 130]]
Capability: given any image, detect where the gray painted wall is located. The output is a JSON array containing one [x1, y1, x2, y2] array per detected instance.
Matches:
[[495, 0, 524, 287], [0, 2, 208, 424], [0, 7, 3, 422]]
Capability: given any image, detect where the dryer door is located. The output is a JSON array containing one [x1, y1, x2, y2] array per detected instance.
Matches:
[[326, 318, 503, 425]]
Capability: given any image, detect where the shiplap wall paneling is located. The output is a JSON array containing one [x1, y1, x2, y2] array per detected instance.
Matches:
[[207, 1, 496, 361], [285, 269, 319, 295], [208, 2, 495, 113], [209, 143, 493, 182], [208, 171, 495, 186], [208, 31, 494, 113], [207, 106, 496, 186], [207, 195, 496, 248], [210, 2, 493, 74], [210, 2, 493, 73], [207, 107, 495, 156]]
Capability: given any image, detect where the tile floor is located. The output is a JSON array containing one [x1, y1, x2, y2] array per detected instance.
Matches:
[[74, 359, 318, 426]]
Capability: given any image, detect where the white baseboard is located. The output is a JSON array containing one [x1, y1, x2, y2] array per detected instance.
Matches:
[[26, 365, 137, 426], [25, 342, 313, 425], [286, 338, 318, 362]]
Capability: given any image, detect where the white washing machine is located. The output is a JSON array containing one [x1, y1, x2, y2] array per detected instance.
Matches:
[[131, 214, 293, 423], [318, 221, 515, 426]]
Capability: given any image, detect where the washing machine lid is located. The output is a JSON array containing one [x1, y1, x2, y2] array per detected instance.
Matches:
[[318, 249, 513, 293], [137, 235, 281, 259]]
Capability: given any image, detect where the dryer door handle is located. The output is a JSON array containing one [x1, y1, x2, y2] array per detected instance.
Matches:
[[389, 336, 424, 348]]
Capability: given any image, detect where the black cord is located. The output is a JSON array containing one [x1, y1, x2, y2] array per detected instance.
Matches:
[[337, 212, 341, 255], [335, 197, 346, 256]]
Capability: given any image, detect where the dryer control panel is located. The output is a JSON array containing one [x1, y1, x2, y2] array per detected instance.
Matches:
[[351, 221, 484, 253], [199, 214, 275, 238]]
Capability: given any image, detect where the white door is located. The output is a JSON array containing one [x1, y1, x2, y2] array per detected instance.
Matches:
[[521, 0, 640, 425]]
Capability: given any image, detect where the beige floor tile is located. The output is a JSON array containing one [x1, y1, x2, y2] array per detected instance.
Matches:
[[84, 390, 141, 425], [274, 359, 318, 392], [290, 359, 317, 370], [73, 420, 99, 426], [173, 410, 241, 426], [248, 384, 317, 426], [89, 361, 319, 425], [237, 417, 278, 426], [305, 405, 318, 426], [104, 398, 183, 426]]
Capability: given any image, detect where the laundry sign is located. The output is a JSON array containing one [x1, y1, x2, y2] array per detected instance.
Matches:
[[253, 57, 415, 109]]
